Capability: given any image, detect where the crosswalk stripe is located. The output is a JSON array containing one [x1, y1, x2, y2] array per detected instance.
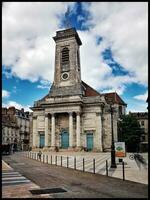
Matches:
[[2, 170, 31, 186], [2, 172, 20, 175], [3, 177, 27, 181], [2, 175, 22, 177]]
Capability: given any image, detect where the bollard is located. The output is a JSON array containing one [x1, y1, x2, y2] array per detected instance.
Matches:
[[51, 155, 52, 164], [61, 156, 62, 166], [74, 157, 76, 170], [43, 155, 45, 163], [106, 160, 108, 176], [83, 158, 85, 172], [55, 156, 57, 165], [47, 155, 48, 164], [93, 158, 95, 174], [67, 156, 69, 168], [122, 161, 125, 181], [30, 152, 31, 158]]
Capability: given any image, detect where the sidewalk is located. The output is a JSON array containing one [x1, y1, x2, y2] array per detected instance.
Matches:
[[25, 151, 148, 184]]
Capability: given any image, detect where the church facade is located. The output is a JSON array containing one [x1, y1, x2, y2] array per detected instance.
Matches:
[[31, 28, 127, 152]]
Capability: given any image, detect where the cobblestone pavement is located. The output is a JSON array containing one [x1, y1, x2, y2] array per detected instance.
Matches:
[[24, 151, 148, 184], [2, 153, 148, 198]]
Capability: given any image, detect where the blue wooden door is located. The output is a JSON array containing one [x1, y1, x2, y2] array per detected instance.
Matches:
[[87, 133, 93, 151], [61, 131, 69, 149], [40, 135, 45, 148]]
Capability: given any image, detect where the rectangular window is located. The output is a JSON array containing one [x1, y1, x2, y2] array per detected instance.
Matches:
[[141, 121, 144, 126]]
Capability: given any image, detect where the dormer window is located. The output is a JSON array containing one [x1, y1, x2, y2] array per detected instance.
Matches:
[[61, 47, 69, 72]]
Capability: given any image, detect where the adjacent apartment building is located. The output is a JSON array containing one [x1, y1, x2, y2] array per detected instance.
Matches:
[[129, 112, 148, 152], [2, 107, 31, 151]]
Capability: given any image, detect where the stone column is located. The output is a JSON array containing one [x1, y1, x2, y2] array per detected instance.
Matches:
[[51, 113, 55, 147], [96, 112, 103, 152], [69, 112, 73, 148], [44, 114, 49, 147], [32, 116, 37, 148], [76, 112, 81, 147]]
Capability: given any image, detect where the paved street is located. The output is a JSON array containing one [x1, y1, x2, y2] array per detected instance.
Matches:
[[2, 152, 148, 198]]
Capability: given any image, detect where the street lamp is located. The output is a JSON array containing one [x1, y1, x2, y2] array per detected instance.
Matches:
[[109, 102, 117, 168]]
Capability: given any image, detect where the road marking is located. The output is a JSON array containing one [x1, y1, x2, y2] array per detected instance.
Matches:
[[2, 171, 31, 186]]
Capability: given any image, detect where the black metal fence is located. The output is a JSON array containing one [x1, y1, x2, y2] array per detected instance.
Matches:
[[25, 151, 125, 181]]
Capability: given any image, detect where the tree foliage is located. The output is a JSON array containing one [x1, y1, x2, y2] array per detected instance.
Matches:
[[118, 115, 144, 152]]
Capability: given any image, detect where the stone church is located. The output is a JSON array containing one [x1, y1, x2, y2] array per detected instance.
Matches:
[[31, 28, 127, 152]]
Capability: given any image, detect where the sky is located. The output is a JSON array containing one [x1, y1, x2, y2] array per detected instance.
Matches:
[[2, 2, 148, 113]]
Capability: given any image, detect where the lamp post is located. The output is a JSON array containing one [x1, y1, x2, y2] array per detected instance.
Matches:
[[109, 103, 117, 168]]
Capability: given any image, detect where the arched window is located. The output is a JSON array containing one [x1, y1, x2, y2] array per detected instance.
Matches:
[[61, 47, 69, 72]]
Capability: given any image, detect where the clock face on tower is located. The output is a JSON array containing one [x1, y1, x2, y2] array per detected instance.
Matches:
[[61, 72, 69, 80]]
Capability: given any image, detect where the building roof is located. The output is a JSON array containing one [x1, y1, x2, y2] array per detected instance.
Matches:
[[102, 92, 127, 106], [82, 81, 101, 97], [81, 81, 127, 106]]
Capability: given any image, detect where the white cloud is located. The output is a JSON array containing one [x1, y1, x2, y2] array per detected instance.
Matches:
[[2, 90, 10, 98], [2, 2, 75, 82], [2, 101, 32, 112], [2, 2, 148, 107], [79, 2, 148, 92], [37, 80, 51, 89], [134, 91, 148, 101]]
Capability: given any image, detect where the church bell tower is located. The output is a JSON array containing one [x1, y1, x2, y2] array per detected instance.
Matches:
[[49, 28, 83, 97]]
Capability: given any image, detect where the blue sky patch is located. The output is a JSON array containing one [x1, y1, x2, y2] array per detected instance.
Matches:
[[102, 48, 129, 76]]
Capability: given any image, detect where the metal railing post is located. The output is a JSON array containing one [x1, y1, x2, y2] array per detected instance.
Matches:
[[122, 161, 125, 181], [67, 156, 69, 168], [51, 155, 52, 164], [93, 158, 95, 174], [61, 156, 62, 166], [83, 158, 85, 172], [74, 157, 76, 170], [106, 160, 108, 176], [55, 155, 57, 166]]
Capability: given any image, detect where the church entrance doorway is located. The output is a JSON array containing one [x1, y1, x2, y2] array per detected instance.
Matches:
[[39, 134, 45, 148], [87, 133, 93, 151], [61, 131, 69, 149]]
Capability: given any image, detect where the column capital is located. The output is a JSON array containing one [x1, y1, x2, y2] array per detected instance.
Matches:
[[51, 113, 55, 117], [45, 113, 49, 117], [76, 112, 81, 116], [33, 115, 37, 119], [68, 112, 73, 116]]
